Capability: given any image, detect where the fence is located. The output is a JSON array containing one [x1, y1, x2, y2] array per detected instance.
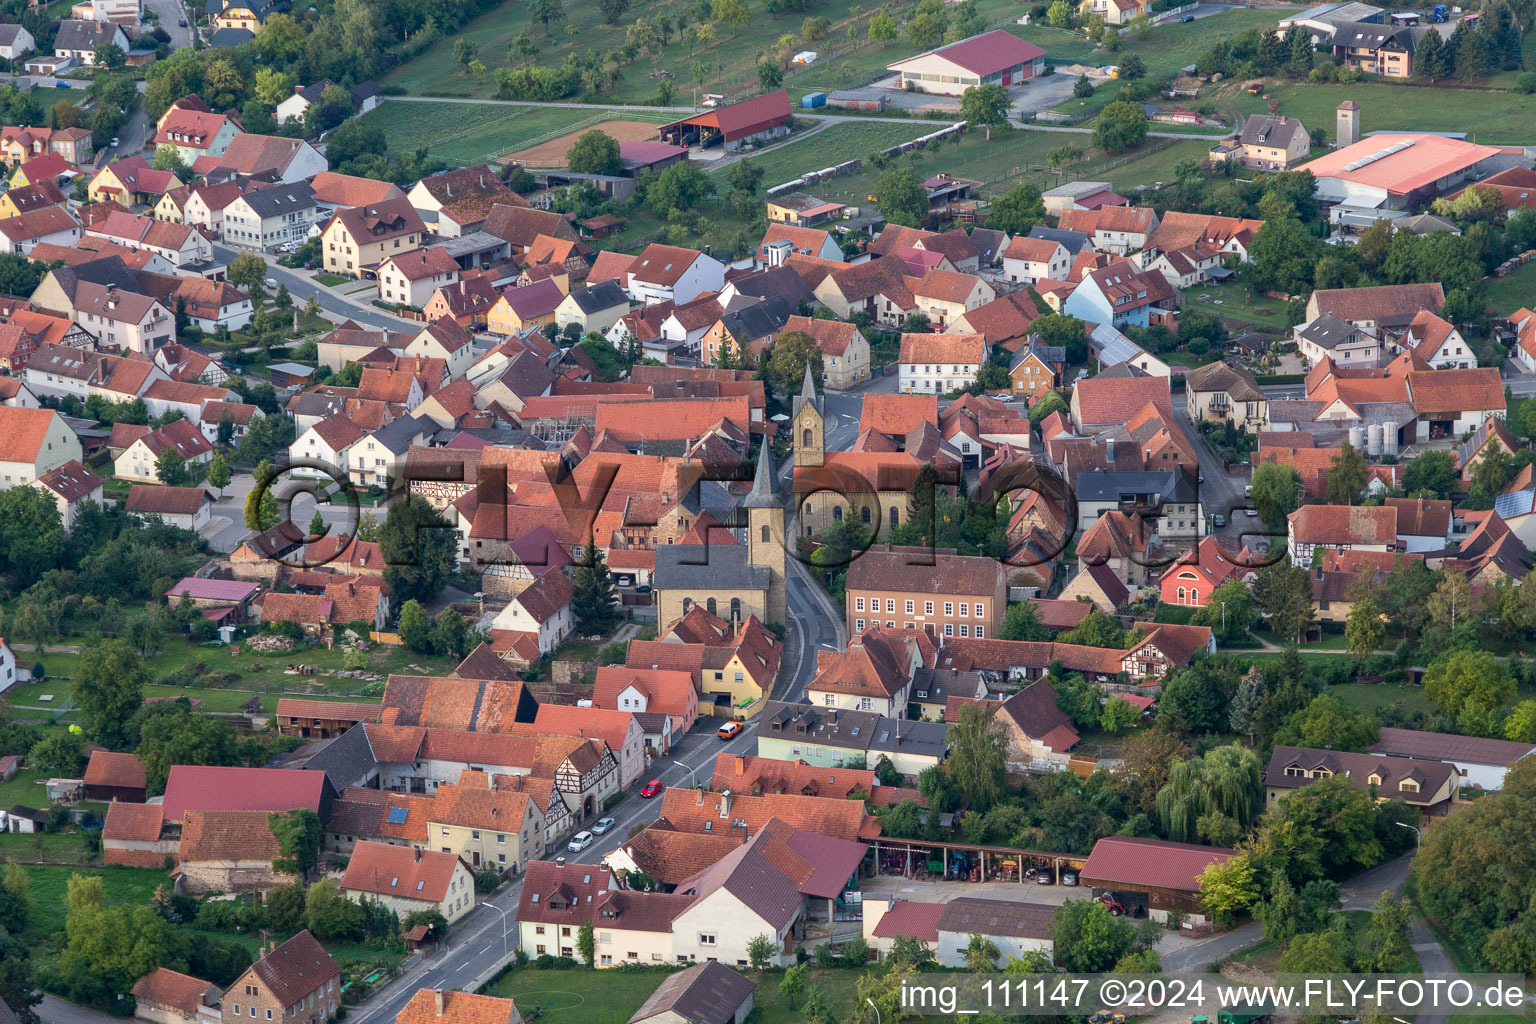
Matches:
[[765, 122, 966, 196]]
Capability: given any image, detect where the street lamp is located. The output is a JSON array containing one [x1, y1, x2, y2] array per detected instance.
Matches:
[[488, 900, 512, 960], [1395, 821, 1421, 849], [673, 759, 700, 789], [867, 998, 881, 1024]]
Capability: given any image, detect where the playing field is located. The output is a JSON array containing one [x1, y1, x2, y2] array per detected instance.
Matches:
[[507, 119, 667, 167], [359, 102, 675, 167]]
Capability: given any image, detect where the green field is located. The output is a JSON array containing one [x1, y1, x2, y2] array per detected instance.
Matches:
[[1018, 8, 1279, 79], [360, 101, 676, 167], [716, 120, 932, 189], [1484, 259, 1536, 315], [1223, 80, 1534, 142], [19, 864, 169, 938], [486, 965, 868, 1024], [1182, 281, 1295, 334]]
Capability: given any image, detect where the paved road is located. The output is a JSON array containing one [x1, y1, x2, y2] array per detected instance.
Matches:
[[211, 244, 416, 332], [40, 995, 115, 1024]]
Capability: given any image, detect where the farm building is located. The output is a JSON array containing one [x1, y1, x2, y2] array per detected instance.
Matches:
[[887, 30, 1046, 96], [658, 91, 793, 153], [1080, 836, 1237, 926]]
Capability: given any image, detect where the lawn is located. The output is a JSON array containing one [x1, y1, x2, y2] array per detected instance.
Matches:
[[360, 102, 676, 167], [1182, 281, 1295, 334], [1483, 259, 1536, 315], [314, 272, 352, 288], [19, 864, 169, 939], [0, 766, 51, 808], [1221, 80, 1535, 142], [383, 0, 1035, 104], [1325, 681, 1437, 719], [712, 120, 933, 191], [0, 830, 99, 866], [485, 964, 869, 1024]]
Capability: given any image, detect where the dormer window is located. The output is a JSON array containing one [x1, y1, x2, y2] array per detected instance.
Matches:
[[1400, 780, 1419, 792], [1367, 774, 1381, 786]]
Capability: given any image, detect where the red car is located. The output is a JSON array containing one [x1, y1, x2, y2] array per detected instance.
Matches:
[[640, 779, 663, 798]]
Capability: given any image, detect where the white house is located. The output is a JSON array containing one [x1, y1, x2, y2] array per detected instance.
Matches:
[[290, 414, 368, 479], [377, 248, 460, 310], [339, 842, 478, 926], [113, 418, 214, 482], [625, 243, 725, 306], [403, 318, 474, 380], [1401, 310, 1474, 369], [30, 459, 101, 531], [124, 484, 214, 530], [0, 24, 37, 61], [1370, 728, 1536, 792], [1295, 314, 1383, 369], [898, 331, 986, 394], [489, 570, 575, 657], [0, 406, 80, 488], [1001, 236, 1069, 285], [0, 637, 16, 696], [220, 183, 318, 252]]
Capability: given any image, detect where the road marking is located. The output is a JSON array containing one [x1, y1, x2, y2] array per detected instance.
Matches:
[[479, 945, 492, 955]]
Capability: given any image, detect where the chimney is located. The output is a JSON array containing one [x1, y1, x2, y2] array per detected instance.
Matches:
[[414, 848, 422, 862], [719, 790, 731, 818], [433, 990, 445, 1016], [696, 788, 705, 806], [734, 754, 746, 774], [556, 855, 566, 867]]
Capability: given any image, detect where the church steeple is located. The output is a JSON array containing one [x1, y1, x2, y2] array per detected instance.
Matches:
[[792, 361, 823, 418], [741, 439, 781, 509], [791, 361, 824, 469]]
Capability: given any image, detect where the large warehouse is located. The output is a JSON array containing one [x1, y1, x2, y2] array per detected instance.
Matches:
[[1301, 133, 1518, 211], [887, 30, 1047, 96]]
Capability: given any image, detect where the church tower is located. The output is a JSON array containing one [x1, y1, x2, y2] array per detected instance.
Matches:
[[742, 438, 788, 627], [791, 362, 824, 468]]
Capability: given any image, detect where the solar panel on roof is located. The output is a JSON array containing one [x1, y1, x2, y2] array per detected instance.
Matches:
[[386, 807, 408, 823]]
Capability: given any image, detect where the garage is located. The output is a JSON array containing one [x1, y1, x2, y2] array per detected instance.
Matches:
[[1079, 835, 1237, 930]]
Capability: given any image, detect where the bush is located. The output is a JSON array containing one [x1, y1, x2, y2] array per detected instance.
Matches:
[[1516, 72, 1536, 94], [532, 954, 580, 969], [30, 661, 43, 680], [474, 869, 501, 893], [839, 937, 869, 967]]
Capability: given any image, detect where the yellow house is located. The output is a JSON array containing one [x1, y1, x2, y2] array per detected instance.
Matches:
[[0, 181, 64, 220], [210, 0, 281, 31], [427, 775, 548, 875], [485, 279, 562, 336], [320, 197, 426, 279], [89, 161, 183, 206]]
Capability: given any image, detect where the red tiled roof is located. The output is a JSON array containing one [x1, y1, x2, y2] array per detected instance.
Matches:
[[103, 800, 163, 841], [1081, 835, 1236, 892], [131, 970, 218, 1016], [889, 30, 1044, 77], [160, 765, 327, 821], [341, 841, 465, 903], [84, 750, 145, 790]]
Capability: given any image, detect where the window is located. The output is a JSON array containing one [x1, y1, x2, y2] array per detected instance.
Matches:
[[925, 601, 934, 615], [856, 597, 865, 611], [885, 599, 895, 613], [497, 834, 505, 843], [699, 933, 717, 945], [975, 626, 984, 638], [959, 603, 969, 617], [905, 600, 915, 614], [855, 618, 865, 631], [944, 602, 954, 616], [960, 625, 969, 637], [944, 624, 954, 636]]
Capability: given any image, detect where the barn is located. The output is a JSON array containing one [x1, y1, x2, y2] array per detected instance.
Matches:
[[1079, 835, 1237, 927], [658, 90, 793, 153], [887, 30, 1047, 96]]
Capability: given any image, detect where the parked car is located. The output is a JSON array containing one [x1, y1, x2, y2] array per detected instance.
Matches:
[[591, 817, 616, 836], [640, 779, 663, 798], [178, 16, 187, 25], [1036, 869, 1055, 885], [1244, 484, 1253, 498], [264, 277, 278, 289], [109, 136, 119, 147], [1180, 13, 1195, 21], [717, 721, 743, 740], [1212, 513, 1226, 528], [567, 830, 594, 852]]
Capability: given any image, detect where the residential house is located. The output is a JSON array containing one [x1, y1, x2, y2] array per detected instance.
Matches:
[[1007, 340, 1063, 401], [1294, 314, 1383, 368], [0, 206, 80, 254], [219, 931, 339, 1024], [1185, 361, 1267, 430], [1264, 745, 1458, 817], [407, 165, 517, 236], [488, 569, 576, 660], [845, 544, 1006, 638], [765, 192, 846, 227], [404, 318, 475, 380], [782, 315, 869, 389], [758, 223, 843, 266], [31, 458, 102, 530], [1305, 282, 1445, 340], [1058, 206, 1158, 254], [290, 414, 368, 480], [130, 969, 221, 1024], [320, 198, 426, 278], [201, 134, 327, 185], [625, 243, 726, 305], [54, 18, 128, 64], [1160, 535, 1260, 608], [1063, 262, 1174, 330], [756, 699, 948, 774], [0, 178, 68, 219], [113, 417, 213, 482], [554, 281, 629, 338], [804, 627, 920, 718], [378, 248, 460, 310], [124, 484, 213, 529], [221, 182, 317, 251], [1213, 114, 1311, 170], [275, 80, 383, 127], [89, 155, 182, 206], [0, 406, 81, 488], [309, 172, 404, 214], [0, 25, 36, 62], [340, 841, 478, 923], [208, 0, 289, 32], [1401, 309, 1473, 369], [1002, 236, 1070, 285], [425, 277, 500, 330], [1369, 728, 1536, 792], [898, 331, 985, 394], [627, 962, 755, 1024], [1286, 503, 1398, 566], [487, 279, 564, 336], [396, 991, 523, 1024]]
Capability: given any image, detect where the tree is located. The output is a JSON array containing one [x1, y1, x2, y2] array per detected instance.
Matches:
[[54, 891, 186, 1010], [136, 709, 236, 793], [1100, 695, 1140, 734], [1344, 594, 1386, 659], [28, 731, 85, 777], [1249, 460, 1302, 530], [1403, 449, 1456, 499], [264, 880, 307, 933], [1092, 100, 1148, 154], [1118, 52, 1147, 79], [646, 162, 709, 218], [1426, 571, 1478, 644], [761, 331, 824, 398], [380, 495, 457, 604], [960, 84, 1010, 137], [1047, 0, 1072, 25], [873, 168, 928, 228], [1423, 649, 1514, 717], [868, 9, 897, 44], [728, 160, 764, 196], [1247, 216, 1321, 296], [887, 935, 936, 971], [757, 59, 784, 90], [398, 599, 433, 654], [1325, 441, 1368, 505], [573, 545, 619, 634], [567, 131, 622, 176], [965, 932, 1001, 972], [0, 485, 65, 587], [268, 808, 322, 878], [986, 181, 1044, 235], [432, 609, 471, 659], [1415, 26, 1448, 79], [531, 0, 565, 34], [599, 0, 630, 24], [154, 449, 190, 487], [1198, 853, 1259, 928], [243, 480, 278, 532], [93, 43, 126, 69], [712, 0, 750, 35], [1470, 446, 1513, 501], [948, 703, 1006, 810], [1053, 899, 1135, 972], [780, 963, 808, 1005], [72, 638, 147, 748], [1028, 389, 1069, 427], [1155, 744, 1262, 842], [1505, 700, 1536, 742], [906, 9, 944, 47], [746, 933, 776, 970], [1000, 601, 1047, 641], [228, 253, 268, 293], [1191, 578, 1256, 641], [1274, 694, 1378, 751], [1362, 891, 1416, 972], [206, 452, 231, 497], [576, 922, 596, 966], [305, 879, 365, 941], [1253, 564, 1314, 643], [1033, 312, 1090, 364], [1109, 729, 1190, 816]]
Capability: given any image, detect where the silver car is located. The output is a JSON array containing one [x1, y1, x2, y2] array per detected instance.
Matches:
[[591, 817, 616, 836]]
